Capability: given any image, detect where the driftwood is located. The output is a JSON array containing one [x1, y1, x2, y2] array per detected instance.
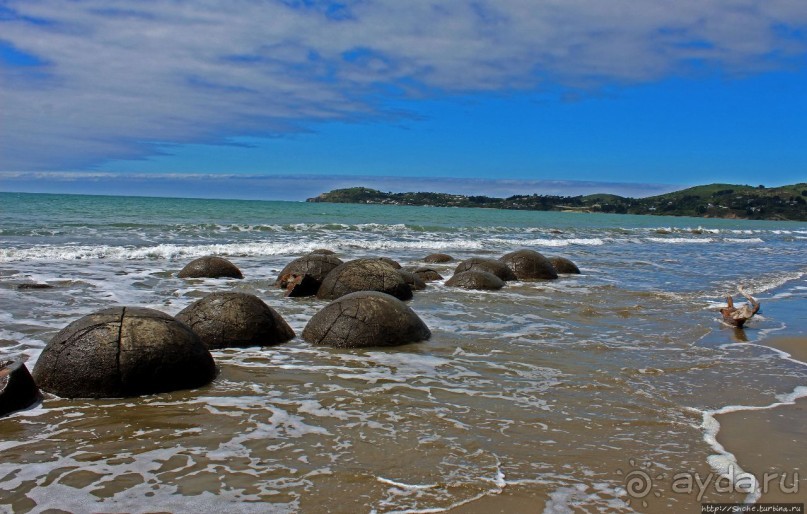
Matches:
[[720, 287, 760, 328]]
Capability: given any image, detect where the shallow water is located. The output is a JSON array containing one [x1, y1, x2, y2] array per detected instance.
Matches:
[[1, 192, 806, 512]]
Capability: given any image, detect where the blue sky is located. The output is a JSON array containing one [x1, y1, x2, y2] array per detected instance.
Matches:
[[1, 1, 806, 200]]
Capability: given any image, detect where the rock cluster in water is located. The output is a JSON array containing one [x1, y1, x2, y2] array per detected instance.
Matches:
[[19, 249, 580, 400]]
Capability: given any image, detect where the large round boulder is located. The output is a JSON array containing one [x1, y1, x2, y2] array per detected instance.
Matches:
[[310, 248, 336, 255], [176, 292, 294, 349], [549, 256, 581, 274], [178, 256, 243, 279], [1, 358, 39, 417], [32, 307, 216, 399], [302, 292, 431, 348], [317, 259, 413, 301], [445, 270, 505, 290], [276, 254, 343, 297], [454, 257, 517, 281], [424, 253, 453, 263], [499, 249, 558, 280]]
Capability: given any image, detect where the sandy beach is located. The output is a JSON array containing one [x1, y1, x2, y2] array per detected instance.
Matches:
[[715, 337, 807, 504]]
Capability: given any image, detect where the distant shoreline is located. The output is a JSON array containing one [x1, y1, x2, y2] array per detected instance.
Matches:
[[307, 183, 807, 222]]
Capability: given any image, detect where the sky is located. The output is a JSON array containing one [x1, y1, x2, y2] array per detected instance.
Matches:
[[1, 0, 806, 200]]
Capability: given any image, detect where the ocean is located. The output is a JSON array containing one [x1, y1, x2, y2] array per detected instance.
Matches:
[[1, 191, 806, 513]]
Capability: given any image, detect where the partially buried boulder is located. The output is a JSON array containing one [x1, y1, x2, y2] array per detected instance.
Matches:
[[397, 270, 427, 291], [499, 249, 558, 280], [176, 292, 294, 349], [454, 257, 517, 281], [317, 259, 413, 301], [413, 267, 443, 282], [424, 253, 453, 263], [445, 270, 505, 290], [549, 256, 581, 274], [302, 291, 431, 348], [178, 256, 243, 279], [310, 248, 336, 255], [1, 358, 39, 417], [33, 307, 215, 399], [276, 253, 343, 297]]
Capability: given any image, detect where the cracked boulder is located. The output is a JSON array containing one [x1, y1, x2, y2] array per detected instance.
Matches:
[[317, 259, 413, 301], [276, 254, 343, 297], [32, 307, 216, 399], [445, 270, 505, 290], [454, 257, 517, 281], [499, 249, 558, 280], [1, 358, 39, 417], [302, 291, 431, 348], [176, 292, 295, 349], [178, 256, 243, 279], [549, 256, 581, 274]]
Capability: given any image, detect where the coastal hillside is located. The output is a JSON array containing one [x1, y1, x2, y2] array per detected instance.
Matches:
[[307, 183, 807, 221]]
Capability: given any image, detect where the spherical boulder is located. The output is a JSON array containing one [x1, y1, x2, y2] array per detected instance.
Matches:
[[317, 259, 413, 301], [302, 292, 431, 348], [445, 270, 505, 290], [413, 267, 443, 282], [454, 257, 517, 281], [276, 254, 343, 297], [176, 292, 294, 349], [178, 256, 243, 279], [310, 248, 336, 255], [424, 253, 453, 263], [499, 249, 558, 280], [33, 307, 216, 399], [397, 270, 427, 291], [1, 358, 39, 417], [549, 256, 581, 274]]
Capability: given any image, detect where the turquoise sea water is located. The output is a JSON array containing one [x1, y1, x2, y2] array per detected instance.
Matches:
[[1, 192, 806, 512]]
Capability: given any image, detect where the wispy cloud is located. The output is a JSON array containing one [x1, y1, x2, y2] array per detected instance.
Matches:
[[0, 171, 680, 199], [1, 1, 806, 170]]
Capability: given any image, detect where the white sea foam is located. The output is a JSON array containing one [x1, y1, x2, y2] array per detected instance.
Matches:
[[646, 237, 713, 244], [376, 477, 439, 490], [699, 385, 807, 503], [724, 238, 764, 244]]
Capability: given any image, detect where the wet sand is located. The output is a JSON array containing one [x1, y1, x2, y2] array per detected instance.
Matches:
[[715, 337, 807, 504]]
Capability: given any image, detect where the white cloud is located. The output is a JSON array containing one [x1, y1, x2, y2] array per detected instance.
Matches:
[[1, 0, 806, 170]]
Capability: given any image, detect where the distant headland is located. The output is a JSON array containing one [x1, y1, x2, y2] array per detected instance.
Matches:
[[307, 183, 807, 221]]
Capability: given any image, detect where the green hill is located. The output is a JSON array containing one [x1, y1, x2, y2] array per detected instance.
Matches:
[[307, 183, 807, 221], [638, 183, 807, 219]]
